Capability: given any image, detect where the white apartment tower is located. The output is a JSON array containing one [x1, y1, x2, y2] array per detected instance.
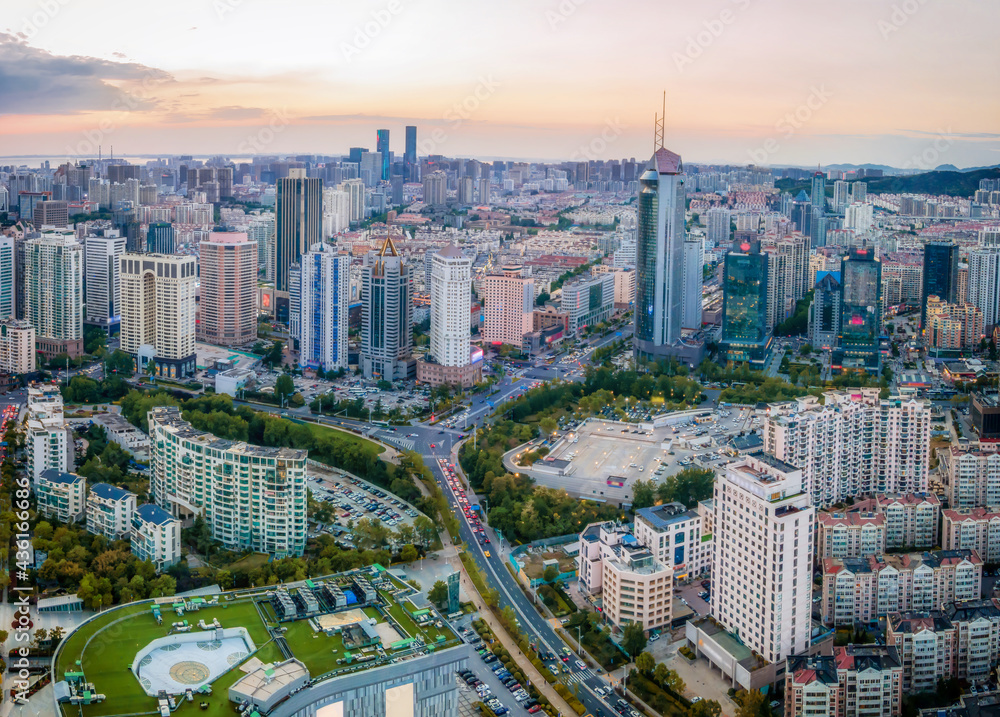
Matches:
[[429, 245, 472, 367], [711, 453, 814, 664], [968, 249, 1000, 328], [84, 233, 126, 329], [295, 242, 349, 371], [0, 236, 13, 320], [26, 230, 84, 358], [26, 384, 72, 486]]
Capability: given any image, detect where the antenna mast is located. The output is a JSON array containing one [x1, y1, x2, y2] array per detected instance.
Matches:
[[654, 90, 665, 151]]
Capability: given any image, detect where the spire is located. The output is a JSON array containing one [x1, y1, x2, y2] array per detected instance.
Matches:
[[378, 224, 398, 257], [654, 90, 665, 151]]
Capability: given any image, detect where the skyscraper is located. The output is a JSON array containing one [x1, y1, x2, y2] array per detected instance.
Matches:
[[968, 249, 1000, 328], [423, 171, 447, 206], [295, 242, 348, 371], [921, 242, 959, 327], [198, 232, 258, 348], [146, 222, 175, 254], [482, 266, 534, 347], [681, 235, 704, 330], [720, 242, 771, 367], [404, 125, 417, 182], [417, 245, 481, 388], [808, 271, 841, 350], [376, 129, 390, 181], [0, 237, 14, 321], [361, 234, 414, 380], [833, 248, 882, 374], [26, 230, 84, 358], [275, 168, 322, 292], [811, 171, 826, 210], [705, 206, 731, 248], [84, 233, 126, 330]]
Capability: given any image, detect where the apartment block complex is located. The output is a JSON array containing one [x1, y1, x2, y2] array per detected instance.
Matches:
[[197, 231, 258, 348], [874, 493, 941, 550], [886, 612, 956, 692], [25, 383, 72, 486], [784, 646, 902, 717], [292, 242, 349, 371], [147, 406, 308, 557], [25, 229, 84, 357], [0, 320, 35, 374], [37, 469, 85, 523], [942, 447, 1000, 509], [131, 503, 182, 571], [86, 483, 137, 540], [942, 507, 1000, 563], [815, 512, 886, 560]]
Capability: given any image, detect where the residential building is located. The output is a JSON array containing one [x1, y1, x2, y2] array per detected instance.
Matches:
[[120, 253, 198, 379], [784, 646, 902, 717], [761, 233, 810, 321], [131, 503, 182, 571], [720, 243, 772, 367], [198, 231, 258, 348], [820, 550, 983, 626], [763, 390, 932, 507], [26, 229, 84, 357], [886, 611, 956, 692], [921, 242, 960, 328], [275, 168, 322, 292], [422, 171, 447, 206], [26, 383, 72, 486], [941, 508, 1000, 563], [967, 248, 1000, 329], [86, 483, 136, 540], [815, 511, 886, 560], [37, 469, 85, 523], [943, 447, 1000, 508], [946, 599, 1000, 684], [294, 242, 349, 372], [881, 252, 924, 309], [705, 206, 731, 247], [482, 266, 533, 347], [34, 199, 68, 228], [874, 493, 941, 550], [808, 272, 841, 350], [148, 406, 307, 557], [0, 320, 35, 375], [561, 272, 614, 336], [711, 453, 814, 663], [633, 502, 712, 580], [418, 245, 481, 388], [833, 248, 882, 374], [0, 236, 13, 320], [576, 521, 673, 632], [361, 234, 414, 380], [591, 265, 636, 308], [682, 235, 704, 330], [91, 412, 151, 460], [84, 233, 126, 330], [925, 295, 985, 352], [322, 188, 351, 237]]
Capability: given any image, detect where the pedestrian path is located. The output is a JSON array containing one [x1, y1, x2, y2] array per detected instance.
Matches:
[[376, 431, 415, 451]]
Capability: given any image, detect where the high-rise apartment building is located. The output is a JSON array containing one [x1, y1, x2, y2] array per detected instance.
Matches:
[[942, 447, 1000, 509], [361, 235, 414, 380], [881, 252, 923, 309], [84, 233, 126, 330], [815, 511, 886, 560], [198, 232, 258, 348], [720, 243, 771, 367], [26, 383, 72, 486], [711, 453, 814, 663], [477, 177, 491, 204], [705, 206, 731, 247], [925, 296, 984, 352], [482, 266, 534, 348], [294, 242, 349, 371], [681, 236, 704, 330], [120, 253, 197, 378], [148, 406, 307, 557], [0, 236, 14, 320], [275, 168, 322, 292], [808, 272, 841, 350], [26, 229, 84, 358], [0, 320, 35, 375], [833, 248, 881, 374], [875, 493, 941, 549], [423, 171, 447, 206], [921, 242, 959, 327], [340, 178, 365, 223], [967, 249, 1000, 329], [418, 245, 480, 388]]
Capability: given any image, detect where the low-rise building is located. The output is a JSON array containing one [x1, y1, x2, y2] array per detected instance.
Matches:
[[633, 502, 712, 579], [816, 511, 886, 560], [131, 503, 182, 571], [37, 469, 85, 523], [784, 646, 903, 717], [874, 493, 941, 550], [886, 611, 957, 692], [91, 412, 151, 460], [942, 507, 1000, 563], [86, 483, 136, 539]]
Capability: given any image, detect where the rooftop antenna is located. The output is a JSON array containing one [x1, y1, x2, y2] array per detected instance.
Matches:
[[654, 90, 665, 151]]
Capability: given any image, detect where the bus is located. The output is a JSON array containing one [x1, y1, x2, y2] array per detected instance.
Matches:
[[372, 420, 389, 427]]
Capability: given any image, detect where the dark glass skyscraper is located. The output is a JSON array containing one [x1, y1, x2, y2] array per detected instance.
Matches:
[[405, 125, 417, 182], [921, 241, 959, 327], [833, 248, 882, 374], [275, 169, 322, 292], [811, 171, 826, 210], [720, 243, 771, 367], [376, 129, 390, 181], [147, 223, 175, 254]]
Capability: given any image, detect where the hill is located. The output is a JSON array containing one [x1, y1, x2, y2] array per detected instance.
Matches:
[[775, 166, 1000, 198]]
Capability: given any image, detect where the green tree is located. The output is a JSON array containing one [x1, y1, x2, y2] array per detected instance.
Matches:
[[539, 416, 558, 436], [275, 373, 295, 403], [105, 349, 135, 377], [542, 564, 560, 584], [636, 650, 655, 674], [428, 580, 449, 606], [735, 689, 768, 717], [631, 479, 656, 509], [399, 544, 418, 563], [690, 700, 723, 717], [622, 621, 647, 658]]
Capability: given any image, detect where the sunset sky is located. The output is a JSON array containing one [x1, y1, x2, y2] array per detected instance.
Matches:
[[2, 0, 998, 168]]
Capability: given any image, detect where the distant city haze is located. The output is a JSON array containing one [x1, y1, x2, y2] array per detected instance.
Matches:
[[1, 0, 997, 167]]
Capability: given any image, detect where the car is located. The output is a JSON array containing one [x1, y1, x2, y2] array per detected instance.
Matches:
[[484, 550, 491, 557], [575, 660, 586, 670], [691, 697, 702, 704]]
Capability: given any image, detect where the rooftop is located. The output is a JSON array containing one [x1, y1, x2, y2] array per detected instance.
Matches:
[[89, 483, 135, 502], [635, 503, 698, 531], [39, 469, 82, 486], [149, 406, 306, 460], [135, 503, 177, 526]]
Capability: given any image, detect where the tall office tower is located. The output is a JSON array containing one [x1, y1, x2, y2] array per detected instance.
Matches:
[[720, 242, 771, 367], [359, 151, 382, 186], [833, 180, 850, 212], [418, 245, 481, 388], [25, 384, 72, 486], [376, 129, 390, 181], [404, 125, 417, 182], [705, 206, 731, 248], [634, 148, 688, 362], [148, 406, 307, 557], [0, 237, 13, 321], [850, 181, 867, 204], [296, 242, 349, 371], [0, 185, 9, 213], [114, 208, 142, 253], [921, 242, 960, 327], [833, 248, 882, 374], [811, 205, 827, 248], [13, 236, 27, 321], [811, 171, 827, 210], [247, 214, 275, 275], [791, 192, 812, 235], [681, 236, 704, 330], [422, 171, 447, 206], [968, 249, 1000, 328], [120, 253, 197, 378], [198, 232, 258, 348], [275, 168, 322, 292], [146, 222, 175, 254], [88, 178, 109, 207], [808, 271, 842, 350], [765, 389, 931, 506], [457, 176, 474, 205], [34, 200, 68, 228], [26, 230, 84, 358], [322, 188, 351, 237], [482, 266, 534, 348], [84, 233, 126, 330], [711, 453, 814, 664], [361, 234, 414, 380], [216, 166, 233, 199], [477, 177, 491, 204]]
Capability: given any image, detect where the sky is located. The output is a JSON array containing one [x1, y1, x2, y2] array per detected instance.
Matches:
[[1, 0, 998, 169]]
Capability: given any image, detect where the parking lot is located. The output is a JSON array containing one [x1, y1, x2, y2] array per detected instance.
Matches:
[[307, 467, 425, 544], [255, 369, 431, 415]]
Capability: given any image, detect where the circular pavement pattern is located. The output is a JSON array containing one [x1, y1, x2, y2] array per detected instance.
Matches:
[[169, 661, 211, 685], [227, 651, 248, 665], [197, 640, 222, 651]]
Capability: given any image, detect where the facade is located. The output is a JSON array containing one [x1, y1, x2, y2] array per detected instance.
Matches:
[[921, 242, 960, 327], [0, 320, 35, 374], [418, 245, 480, 388], [941, 507, 1000, 563], [946, 599, 1000, 684], [26, 384, 72, 486], [404, 125, 417, 182], [820, 550, 983, 626], [275, 168, 322, 292], [833, 248, 881, 374], [295, 242, 349, 371], [37, 469, 85, 523], [943, 447, 1000, 508], [86, 482, 137, 540], [711, 453, 814, 663], [591, 265, 636, 308], [120, 253, 198, 378], [422, 171, 447, 206], [681, 235, 704, 330], [763, 390, 931, 507], [375, 128, 390, 181], [91, 412, 151, 459], [84, 233, 126, 329], [925, 295, 985, 352], [815, 512, 886, 560], [561, 272, 614, 335], [146, 222, 175, 254], [26, 229, 84, 357], [633, 503, 712, 579], [148, 406, 307, 556], [361, 235, 414, 380], [784, 646, 902, 717], [482, 266, 533, 347], [131, 503, 182, 571], [808, 272, 841, 350], [967, 248, 1000, 329], [0, 236, 14, 320], [875, 493, 941, 549], [720, 244, 771, 367], [887, 612, 957, 692], [970, 392, 1000, 441], [198, 231, 258, 348], [705, 206, 731, 247], [881, 252, 923, 309]]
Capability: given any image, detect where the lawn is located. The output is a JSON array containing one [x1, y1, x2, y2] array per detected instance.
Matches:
[[225, 552, 271, 572], [298, 419, 386, 457], [282, 618, 345, 677]]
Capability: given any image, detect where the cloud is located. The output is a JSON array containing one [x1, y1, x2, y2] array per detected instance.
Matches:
[[0, 33, 172, 115]]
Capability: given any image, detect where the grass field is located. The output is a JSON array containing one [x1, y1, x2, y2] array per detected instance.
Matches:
[[298, 419, 386, 457], [281, 619, 345, 676]]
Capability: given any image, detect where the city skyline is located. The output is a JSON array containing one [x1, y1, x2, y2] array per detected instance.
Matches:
[[2, 0, 999, 167]]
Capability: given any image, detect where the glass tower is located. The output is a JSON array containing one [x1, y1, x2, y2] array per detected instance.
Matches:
[[833, 248, 882, 374], [921, 242, 959, 327], [376, 129, 390, 181], [720, 244, 771, 367]]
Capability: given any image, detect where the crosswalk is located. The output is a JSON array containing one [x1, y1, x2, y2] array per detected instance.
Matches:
[[376, 431, 415, 451], [563, 668, 597, 685]]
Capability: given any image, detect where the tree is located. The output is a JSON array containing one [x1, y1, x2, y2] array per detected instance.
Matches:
[[413, 516, 437, 546], [690, 700, 723, 717], [266, 340, 284, 368], [399, 544, 418, 563], [621, 621, 647, 658], [735, 689, 767, 717], [542, 564, 560, 584], [636, 650, 655, 674], [631, 479, 656, 510], [535, 291, 550, 306], [275, 374, 295, 403], [428, 580, 449, 606], [105, 349, 135, 377], [539, 417, 558, 436]]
